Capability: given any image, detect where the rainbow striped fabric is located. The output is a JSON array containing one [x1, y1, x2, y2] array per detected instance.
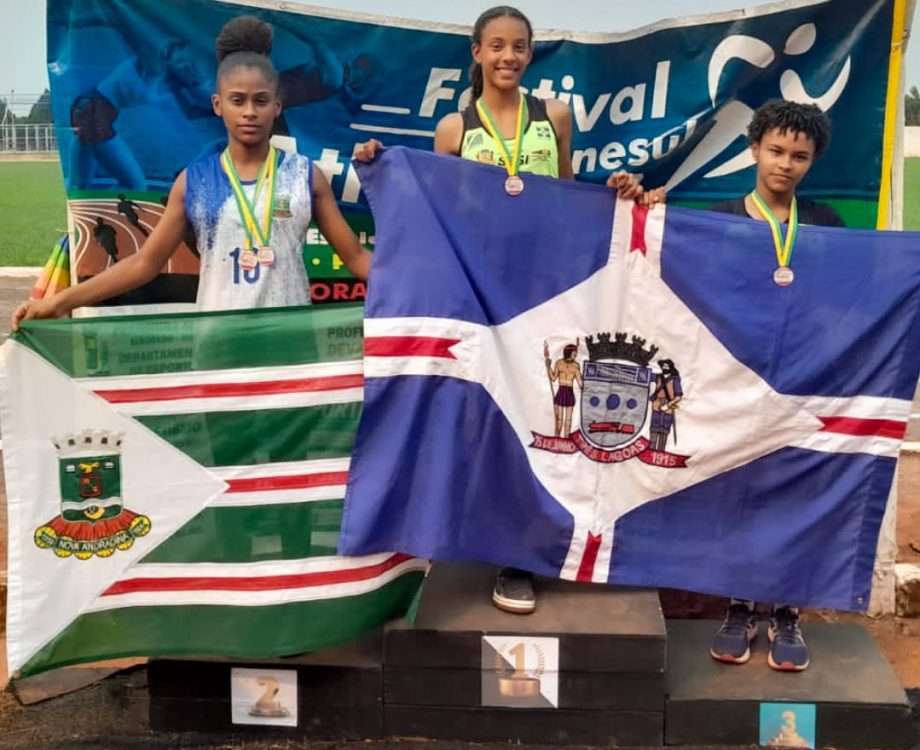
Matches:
[[30, 234, 71, 300], [2, 303, 425, 677]]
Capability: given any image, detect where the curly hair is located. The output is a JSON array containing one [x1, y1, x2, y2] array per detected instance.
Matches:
[[215, 15, 278, 90], [747, 99, 832, 158]]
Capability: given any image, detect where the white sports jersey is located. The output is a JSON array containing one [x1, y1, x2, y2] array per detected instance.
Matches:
[[184, 150, 313, 311]]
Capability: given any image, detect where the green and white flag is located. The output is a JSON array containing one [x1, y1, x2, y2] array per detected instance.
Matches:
[[2, 304, 426, 677]]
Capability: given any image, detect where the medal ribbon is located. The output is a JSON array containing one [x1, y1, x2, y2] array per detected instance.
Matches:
[[475, 94, 527, 178], [750, 191, 798, 269], [221, 146, 278, 249]]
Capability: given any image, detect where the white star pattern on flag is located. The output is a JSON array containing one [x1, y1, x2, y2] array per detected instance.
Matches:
[[363, 200, 908, 582]]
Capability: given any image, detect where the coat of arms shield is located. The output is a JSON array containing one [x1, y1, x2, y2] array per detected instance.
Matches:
[[34, 430, 151, 560], [580, 361, 651, 449], [62, 454, 123, 522]]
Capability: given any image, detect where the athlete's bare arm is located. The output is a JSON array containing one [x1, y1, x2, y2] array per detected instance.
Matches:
[[312, 165, 372, 281], [11, 173, 190, 330], [434, 113, 464, 156]]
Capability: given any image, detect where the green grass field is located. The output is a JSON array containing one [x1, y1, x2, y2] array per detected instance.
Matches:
[[904, 157, 920, 231], [0, 161, 69, 266], [0, 158, 918, 267]]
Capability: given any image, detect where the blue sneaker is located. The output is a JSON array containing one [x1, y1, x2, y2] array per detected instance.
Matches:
[[710, 603, 758, 664], [768, 607, 809, 671]]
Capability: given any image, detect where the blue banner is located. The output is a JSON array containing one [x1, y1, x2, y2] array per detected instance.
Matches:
[[47, 0, 898, 301]]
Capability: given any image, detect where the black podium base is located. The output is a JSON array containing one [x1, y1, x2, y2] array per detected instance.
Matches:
[[148, 633, 384, 739], [665, 620, 914, 749], [145, 570, 915, 749], [384, 561, 666, 746]]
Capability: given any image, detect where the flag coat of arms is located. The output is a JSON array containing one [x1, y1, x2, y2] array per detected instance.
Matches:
[[338, 147, 920, 612], [2, 304, 425, 677]]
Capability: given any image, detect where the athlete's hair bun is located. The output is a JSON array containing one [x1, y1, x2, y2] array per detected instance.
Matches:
[[216, 16, 273, 62]]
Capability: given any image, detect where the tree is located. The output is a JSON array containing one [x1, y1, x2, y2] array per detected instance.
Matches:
[[23, 89, 51, 124], [0, 97, 12, 126], [906, 85, 920, 126]]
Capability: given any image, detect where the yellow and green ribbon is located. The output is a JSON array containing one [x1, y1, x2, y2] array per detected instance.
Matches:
[[475, 94, 527, 178], [750, 191, 799, 270], [220, 146, 278, 250]]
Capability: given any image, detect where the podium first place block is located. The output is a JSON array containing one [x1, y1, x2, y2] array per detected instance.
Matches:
[[384, 561, 667, 746]]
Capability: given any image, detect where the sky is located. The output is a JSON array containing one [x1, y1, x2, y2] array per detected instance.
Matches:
[[0, 0, 917, 113]]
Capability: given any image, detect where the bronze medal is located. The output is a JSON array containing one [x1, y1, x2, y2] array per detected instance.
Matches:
[[258, 246, 275, 267], [505, 175, 524, 196], [773, 266, 795, 287]]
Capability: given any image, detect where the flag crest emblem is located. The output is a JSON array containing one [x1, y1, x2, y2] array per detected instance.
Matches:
[[34, 430, 151, 560], [580, 332, 657, 449], [532, 331, 688, 466]]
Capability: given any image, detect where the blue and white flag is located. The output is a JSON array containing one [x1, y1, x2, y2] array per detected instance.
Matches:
[[339, 147, 920, 611]]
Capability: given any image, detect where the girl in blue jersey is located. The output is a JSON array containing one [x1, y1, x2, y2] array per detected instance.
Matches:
[[13, 16, 370, 328]]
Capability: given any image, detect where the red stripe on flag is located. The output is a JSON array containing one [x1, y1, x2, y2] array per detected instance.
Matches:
[[818, 416, 906, 440], [102, 553, 415, 596], [225, 471, 349, 493], [95, 374, 364, 404], [576, 532, 603, 582], [365, 336, 460, 359], [630, 203, 648, 255]]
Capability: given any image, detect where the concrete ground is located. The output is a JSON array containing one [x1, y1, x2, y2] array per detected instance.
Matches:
[[0, 272, 917, 749]]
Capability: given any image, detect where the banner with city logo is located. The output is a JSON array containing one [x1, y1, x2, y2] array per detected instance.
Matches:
[[46, 0, 907, 305], [1, 304, 426, 677]]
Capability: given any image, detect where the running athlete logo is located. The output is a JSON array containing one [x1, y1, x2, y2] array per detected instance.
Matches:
[[667, 22, 851, 190]]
